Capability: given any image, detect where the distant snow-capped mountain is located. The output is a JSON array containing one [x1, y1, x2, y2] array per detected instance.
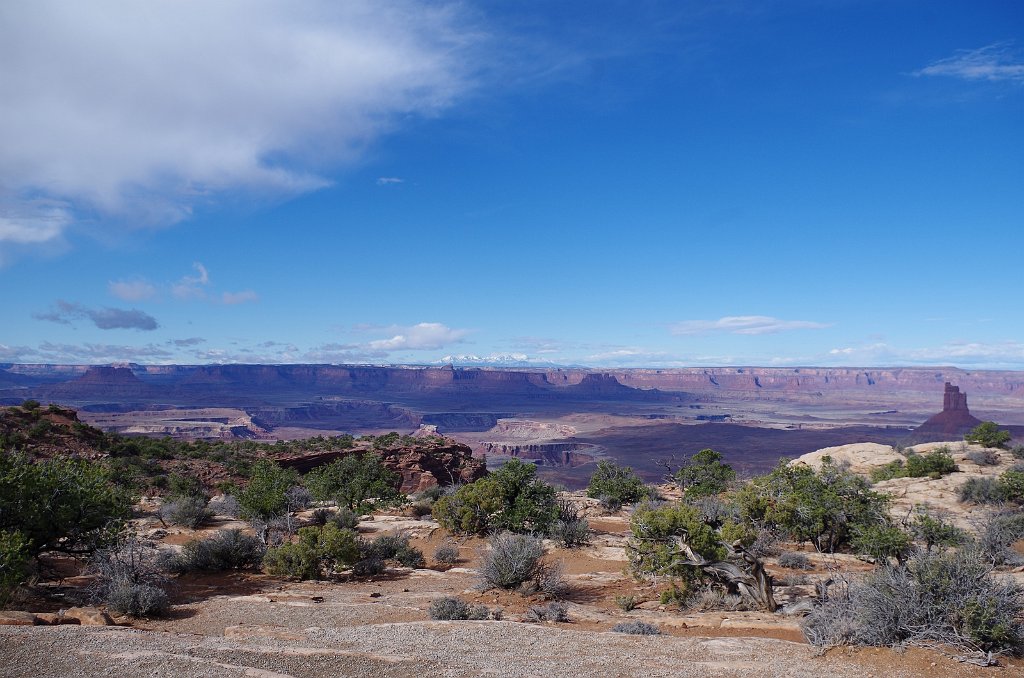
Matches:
[[433, 354, 560, 367]]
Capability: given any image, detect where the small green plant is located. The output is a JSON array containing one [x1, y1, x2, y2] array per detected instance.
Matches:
[[159, 496, 211, 529], [870, 448, 958, 482], [614, 594, 638, 612], [960, 477, 1008, 505], [966, 422, 1012, 449]]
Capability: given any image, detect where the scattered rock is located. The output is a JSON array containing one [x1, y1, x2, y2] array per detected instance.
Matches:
[[62, 607, 114, 626], [0, 611, 43, 626]]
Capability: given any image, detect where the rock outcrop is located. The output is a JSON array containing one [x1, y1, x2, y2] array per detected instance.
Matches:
[[275, 441, 486, 493], [915, 383, 982, 438]]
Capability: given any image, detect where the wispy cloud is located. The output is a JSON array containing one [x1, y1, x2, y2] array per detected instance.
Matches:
[[827, 340, 1024, 368], [367, 322, 470, 351], [222, 290, 259, 305], [376, 177, 404, 186], [671, 315, 831, 336], [171, 262, 210, 300], [0, 1, 482, 256], [108, 279, 157, 302], [914, 42, 1024, 83], [34, 300, 158, 331], [170, 337, 205, 347]]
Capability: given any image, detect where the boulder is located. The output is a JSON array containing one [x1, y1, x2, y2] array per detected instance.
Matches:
[[61, 607, 114, 626], [0, 611, 43, 626]]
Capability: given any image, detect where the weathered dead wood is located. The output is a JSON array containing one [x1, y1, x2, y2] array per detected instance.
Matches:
[[671, 537, 778, 612]]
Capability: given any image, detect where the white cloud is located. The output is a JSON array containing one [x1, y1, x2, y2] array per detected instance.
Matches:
[[915, 42, 1024, 82], [376, 177, 404, 185], [222, 290, 259, 305], [108, 279, 157, 301], [367, 322, 469, 351], [34, 300, 159, 331], [0, 1, 480, 252], [172, 262, 210, 300], [671, 315, 831, 336], [825, 341, 1024, 369]]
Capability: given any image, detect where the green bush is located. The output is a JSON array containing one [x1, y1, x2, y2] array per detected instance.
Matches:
[[304, 454, 403, 513], [738, 458, 890, 553], [586, 460, 649, 508], [626, 500, 747, 580], [262, 523, 360, 579], [433, 459, 560, 536], [674, 449, 736, 498], [966, 422, 1012, 449], [0, 452, 131, 558], [360, 533, 424, 569], [1000, 470, 1024, 503], [850, 524, 913, 564], [238, 460, 299, 520], [0, 530, 31, 607], [870, 448, 958, 482], [907, 507, 966, 552]]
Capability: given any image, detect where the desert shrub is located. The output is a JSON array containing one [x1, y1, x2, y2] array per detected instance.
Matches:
[[871, 448, 958, 482], [238, 460, 299, 520], [0, 530, 31, 607], [976, 512, 1024, 566], [674, 448, 736, 498], [89, 538, 170, 617], [308, 508, 332, 526], [159, 496, 211, 529], [359, 533, 425, 569], [525, 601, 569, 623], [433, 539, 460, 567], [738, 458, 890, 553], [1011, 445, 1024, 460], [550, 501, 591, 548], [0, 452, 131, 558], [612, 620, 660, 635], [167, 473, 205, 500], [778, 552, 812, 570], [1000, 470, 1024, 503], [586, 460, 649, 507], [174, 529, 266, 572], [478, 531, 548, 591], [614, 594, 638, 611], [691, 587, 726, 611], [433, 459, 560, 536], [429, 596, 469, 620], [659, 581, 689, 607], [967, 449, 1001, 466], [803, 547, 1024, 656], [304, 454, 403, 513], [966, 422, 1012, 449], [285, 485, 313, 511], [627, 500, 750, 580], [960, 477, 1007, 505], [263, 523, 360, 579], [850, 524, 913, 564], [208, 494, 241, 518], [907, 507, 966, 552], [331, 507, 360, 530], [428, 596, 490, 620], [262, 541, 321, 579], [416, 485, 446, 503]]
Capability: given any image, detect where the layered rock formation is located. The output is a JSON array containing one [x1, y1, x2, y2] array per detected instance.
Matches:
[[915, 382, 982, 438]]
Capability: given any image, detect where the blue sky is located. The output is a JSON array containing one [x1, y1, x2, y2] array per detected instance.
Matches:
[[2, 1, 1023, 368]]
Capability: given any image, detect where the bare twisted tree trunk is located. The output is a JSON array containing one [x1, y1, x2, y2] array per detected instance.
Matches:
[[671, 537, 778, 612]]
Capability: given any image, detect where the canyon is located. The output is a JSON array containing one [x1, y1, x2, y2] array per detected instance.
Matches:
[[2, 363, 1021, 488]]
